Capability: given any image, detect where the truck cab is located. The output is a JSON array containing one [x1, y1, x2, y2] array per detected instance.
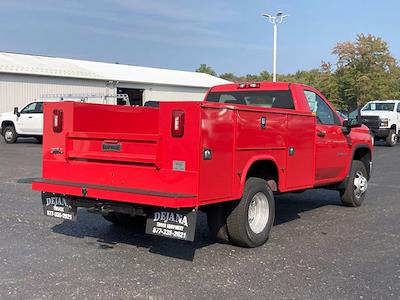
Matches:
[[0, 101, 44, 143], [361, 100, 400, 146]]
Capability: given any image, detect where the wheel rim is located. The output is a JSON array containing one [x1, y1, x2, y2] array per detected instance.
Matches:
[[391, 133, 397, 144], [247, 192, 269, 234], [354, 171, 368, 199], [4, 130, 13, 142]]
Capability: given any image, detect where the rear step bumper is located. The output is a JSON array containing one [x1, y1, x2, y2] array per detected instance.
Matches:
[[32, 178, 197, 208]]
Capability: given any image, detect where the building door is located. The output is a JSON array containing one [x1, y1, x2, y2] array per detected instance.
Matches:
[[117, 88, 144, 106]]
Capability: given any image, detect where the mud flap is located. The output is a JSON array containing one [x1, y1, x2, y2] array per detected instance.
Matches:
[[41, 192, 77, 221], [145, 208, 197, 241]]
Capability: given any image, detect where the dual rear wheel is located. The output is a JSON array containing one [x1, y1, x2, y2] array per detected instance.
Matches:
[[207, 177, 275, 248]]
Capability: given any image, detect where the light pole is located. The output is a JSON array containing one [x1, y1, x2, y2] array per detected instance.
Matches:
[[262, 11, 289, 82]]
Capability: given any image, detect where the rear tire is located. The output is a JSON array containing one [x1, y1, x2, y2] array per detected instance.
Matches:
[[226, 177, 275, 247], [206, 203, 230, 244], [386, 130, 397, 146], [3, 126, 17, 144], [340, 160, 368, 207]]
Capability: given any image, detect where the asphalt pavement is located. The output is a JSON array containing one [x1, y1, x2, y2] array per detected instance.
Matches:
[[0, 138, 399, 299]]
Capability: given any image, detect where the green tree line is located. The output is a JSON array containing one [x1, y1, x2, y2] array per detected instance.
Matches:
[[196, 34, 400, 108]]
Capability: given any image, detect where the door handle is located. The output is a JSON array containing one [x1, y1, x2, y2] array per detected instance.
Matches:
[[28, 116, 33, 118], [317, 130, 326, 137]]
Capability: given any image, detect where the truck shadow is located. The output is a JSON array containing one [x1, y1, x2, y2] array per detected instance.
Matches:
[[274, 189, 342, 225], [51, 188, 342, 261], [51, 211, 213, 261]]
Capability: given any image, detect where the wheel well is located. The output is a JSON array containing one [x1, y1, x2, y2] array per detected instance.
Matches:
[[390, 124, 397, 133], [353, 147, 371, 179], [1, 121, 15, 134], [246, 160, 279, 191]]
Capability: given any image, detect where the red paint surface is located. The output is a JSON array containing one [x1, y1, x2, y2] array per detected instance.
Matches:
[[32, 83, 372, 208]]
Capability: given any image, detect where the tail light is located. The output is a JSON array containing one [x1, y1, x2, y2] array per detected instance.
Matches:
[[249, 83, 260, 88], [171, 110, 185, 137], [53, 109, 63, 133], [237, 83, 260, 89]]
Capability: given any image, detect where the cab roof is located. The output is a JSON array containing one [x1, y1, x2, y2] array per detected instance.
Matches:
[[209, 82, 309, 92]]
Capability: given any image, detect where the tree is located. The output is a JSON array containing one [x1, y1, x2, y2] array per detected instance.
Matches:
[[332, 34, 400, 106], [220, 72, 241, 82], [196, 64, 217, 76], [258, 70, 272, 82], [194, 34, 400, 109], [319, 61, 343, 108]]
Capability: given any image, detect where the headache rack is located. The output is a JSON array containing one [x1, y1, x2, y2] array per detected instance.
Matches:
[[39, 93, 130, 105]]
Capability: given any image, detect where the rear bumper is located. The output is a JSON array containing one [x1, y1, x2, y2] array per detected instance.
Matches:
[[370, 128, 390, 138], [32, 178, 198, 208]]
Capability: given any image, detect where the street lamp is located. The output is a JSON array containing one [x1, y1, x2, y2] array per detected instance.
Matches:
[[262, 11, 289, 82]]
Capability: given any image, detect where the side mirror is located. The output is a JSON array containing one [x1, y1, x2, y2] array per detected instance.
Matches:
[[341, 120, 351, 135], [345, 105, 362, 128], [13, 107, 20, 117], [341, 103, 362, 135]]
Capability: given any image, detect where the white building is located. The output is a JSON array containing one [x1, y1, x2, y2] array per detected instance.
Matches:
[[0, 52, 230, 112]]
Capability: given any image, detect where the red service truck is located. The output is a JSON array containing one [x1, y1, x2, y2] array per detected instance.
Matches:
[[32, 82, 373, 247]]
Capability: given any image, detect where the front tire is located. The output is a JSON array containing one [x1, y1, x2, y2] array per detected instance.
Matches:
[[226, 177, 275, 247], [340, 160, 368, 207], [3, 126, 17, 144], [386, 130, 397, 147]]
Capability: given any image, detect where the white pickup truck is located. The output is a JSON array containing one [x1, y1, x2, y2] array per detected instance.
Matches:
[[360, 100, 400, 146], [0, 101, 44, 144]]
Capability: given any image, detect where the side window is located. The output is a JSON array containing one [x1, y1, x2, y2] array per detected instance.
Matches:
[[35, 102, 43, 113], [304, 91, 317, 113], [397, 104, 400, 113], [20, 103, 37, 114], [304, 91, 340, 125]]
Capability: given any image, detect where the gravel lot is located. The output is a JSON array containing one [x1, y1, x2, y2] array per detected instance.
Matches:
[[0, 138, 399, 299]]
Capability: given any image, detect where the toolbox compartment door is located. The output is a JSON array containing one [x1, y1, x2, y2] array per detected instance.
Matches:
[[66, 131, 162, 168]]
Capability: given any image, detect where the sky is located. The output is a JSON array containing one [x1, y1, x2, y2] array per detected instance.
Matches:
[[0, 0, 399, 76]]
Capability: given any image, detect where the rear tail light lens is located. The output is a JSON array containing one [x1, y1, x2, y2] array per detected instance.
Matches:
[[53, 109, 63, 133], [171, 110, 185, 137]]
